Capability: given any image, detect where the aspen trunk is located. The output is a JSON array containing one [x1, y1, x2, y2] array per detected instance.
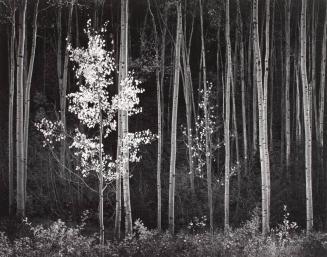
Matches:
[[147, 0, 162, 231], [168, 0, 182, 234], [8, 3, 15, 216], [23, 0, 39, 206], [311, 3, 319, 143], [199, 0, 213, 234], [319, 0, 327, 150], [285, 0, 291, 168], [300, 0, 313, 233], [119, 0, 132, 235], [157, 4, 167, 232], [237, 0, 248, 177], [224, 0, 232, 231], [16, 0, 27, 219], [56, 0, 65, 176], [98, 95, 104, 246], [253, 0, 270, 235], [181, 28, 195, 196], [263, 0, 271, 227], [232, 57, 241, 222], [320, 2, 327, 226]]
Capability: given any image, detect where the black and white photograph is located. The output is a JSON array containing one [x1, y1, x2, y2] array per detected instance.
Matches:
[[0, 0, 327, 256]]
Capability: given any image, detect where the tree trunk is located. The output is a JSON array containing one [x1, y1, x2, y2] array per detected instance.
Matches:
[[23, 0, 39, 208], [285, 0, 291, 169], [16, 0, 27, 219], [199, 0, 213, 234], [181, 23, 195, 196], [253, 0, 270, 235], [146, 0, 162, 231], [224, 0, 232, 231], [300, 0, 313, 233], [98, 95, 104, 246], [119, 0, 132, 235], [319, 3, 327, 224], [263, 0, 271, 227], [8, 2, 15, 216], [237, 0, 248, 179], [168, 0, 182, 234]]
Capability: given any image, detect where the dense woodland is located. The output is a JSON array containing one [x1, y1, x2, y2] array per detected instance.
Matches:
[[1, 0, 327, 256]]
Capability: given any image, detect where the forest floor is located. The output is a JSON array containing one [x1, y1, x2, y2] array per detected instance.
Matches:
[[1, 214, 327, 257]]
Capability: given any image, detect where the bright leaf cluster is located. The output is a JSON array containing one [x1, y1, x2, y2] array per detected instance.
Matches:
[[36, 20, 154, 183]]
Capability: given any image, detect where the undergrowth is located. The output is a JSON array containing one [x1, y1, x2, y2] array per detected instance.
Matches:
[[1, 208, 327, 257]]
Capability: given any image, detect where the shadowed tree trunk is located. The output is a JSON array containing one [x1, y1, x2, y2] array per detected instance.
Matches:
[[16, 0, 27, 219], [168, 0, 182, 234], [224, 0, 232, 231], [8, 1, 15, 216], [300, 0, 313, 233], [199, 0, 213, 234]]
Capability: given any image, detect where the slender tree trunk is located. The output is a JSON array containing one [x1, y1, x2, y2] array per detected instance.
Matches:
[[295, 61, 302, 145], [263, 0, 271, 227], [147, 0, 162, 231], [285, 0, 291, 169], [168, 0, 182, 234], [237, 0, 248, 178], [120, 0, 132, 235], [319, 1, 327, 151], [23, 0, 39, 206], [319, 4, 327, 225], [300, 0, 313, 233], [16, 0, 27, 219], [98, 95, 104, 246], [199, 0, 213, 234], [8, 3, 15, 216], [231, 52, 241, 223], [224, 0, 232, 231], [311, 2, 319, 143], [253, 0, 270, 235], [181, 24, 195, 196], [56, 0, 64, 176]]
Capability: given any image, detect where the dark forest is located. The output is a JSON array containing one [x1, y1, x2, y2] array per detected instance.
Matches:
[[0, 0, 327, 256]]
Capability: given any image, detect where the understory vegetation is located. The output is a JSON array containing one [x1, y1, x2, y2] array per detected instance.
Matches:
[[1, 209, 327, 257]]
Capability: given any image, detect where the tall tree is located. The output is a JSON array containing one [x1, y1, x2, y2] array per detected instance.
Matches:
[[146, 0, 162, 231], [8, 0, 15, 216], [285, 0, 291, 169], [168, 0, 182, 234], [120, 0, 133, 235], [224, 0, 232, 231], [16, 0, 27, 218], [300, 0, 313, 233], [199, 0, 213, 234], [319, 0, 327, 183], [253, 0, 271, 235], [23, 0, 40, 204]]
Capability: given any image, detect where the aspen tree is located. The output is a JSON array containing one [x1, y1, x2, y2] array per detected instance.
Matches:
[[300, 0, 313, 233], [263, 0, 271, 226], [146, 0, 162, 231], [23, 0, 40, 204], [285, 0, 291, 169], [236, 0, 248, 176], [8, 1, 15, 216], [16, 0, 27, 218], [119, 0, 133, 235], [168, 0, 182, 234], [181, 16, 195, 195], [199, 0, 213, 234], [253, 0, 270, 235], [319, 1, 327, 153], [224, 0, 232, 231], [57, 0, 74, 176]]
